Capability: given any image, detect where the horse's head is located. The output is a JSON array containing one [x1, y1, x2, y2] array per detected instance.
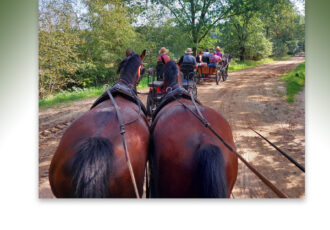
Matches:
[[177, 56, 184, 67], [224, 53, 232, 63], [117, 49, 146, 88], [161, 59, 182, 91]]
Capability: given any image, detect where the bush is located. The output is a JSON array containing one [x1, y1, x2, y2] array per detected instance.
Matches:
[[273, 40, 289, 57], [245, 34, 273, 60], [75, 62, 117, 88], [286, 40, 299, 55]]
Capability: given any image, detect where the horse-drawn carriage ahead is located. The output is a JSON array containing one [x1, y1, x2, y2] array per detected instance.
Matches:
[[146, 61, 166, 116], [196, 53, 232, 84], [146, 60, 198, 117]]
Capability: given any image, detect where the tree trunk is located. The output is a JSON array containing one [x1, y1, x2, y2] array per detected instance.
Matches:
[[193, 47, 197, 56], [240, 46, 245, 61], [192, 31, 198, 56]]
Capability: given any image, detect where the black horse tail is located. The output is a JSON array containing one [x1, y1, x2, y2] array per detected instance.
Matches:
[[195, 144, 228, 198], [71, 137, 113, 198]]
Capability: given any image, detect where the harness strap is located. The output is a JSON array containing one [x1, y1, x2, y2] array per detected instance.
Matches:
[[174, 91, 289, 198], [107, 89, 140, 198], [152, 86, 200, 120]]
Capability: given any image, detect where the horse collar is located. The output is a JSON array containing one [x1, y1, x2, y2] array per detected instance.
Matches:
[[118, 78, 136, 90]]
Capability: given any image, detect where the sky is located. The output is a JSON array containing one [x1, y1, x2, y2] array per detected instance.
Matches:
[[39, 0, 305, 28], [291, 0, 305, 15]]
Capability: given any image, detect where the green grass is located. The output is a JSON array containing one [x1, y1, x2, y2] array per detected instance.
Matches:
[[228, 55, 293, 72], [280, 62, 305, 103], [39, 77, 149, 108], [39, 86, 106, 108], [137, 76, 149, 90]]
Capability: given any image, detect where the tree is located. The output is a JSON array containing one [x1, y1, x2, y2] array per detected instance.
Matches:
[[220, 0, 266, 60], [151, 0, 246, 55], [260, 0, 305, 56], [39, 0, 81, 97], [220, 0, 304, 59], [82, 0, 137, 64]]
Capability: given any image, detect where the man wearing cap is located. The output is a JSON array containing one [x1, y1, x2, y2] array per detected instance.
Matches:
[[183, 48, 197, 66], [157, 47, 171, 63]]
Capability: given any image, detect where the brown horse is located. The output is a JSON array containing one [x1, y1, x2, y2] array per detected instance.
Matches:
[[149, 60, 238, 198], [49, 49, 149, 198]]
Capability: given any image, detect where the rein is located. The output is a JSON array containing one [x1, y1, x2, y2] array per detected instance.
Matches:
[[250, 128, 305, 173], [106, 88, 140, 198], [173, 90, 289, 198]]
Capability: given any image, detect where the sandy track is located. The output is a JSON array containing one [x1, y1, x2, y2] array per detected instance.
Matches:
[[39, 57, 305, 198]]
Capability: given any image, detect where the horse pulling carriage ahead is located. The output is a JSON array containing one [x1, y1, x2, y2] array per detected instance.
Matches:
[[146, 59, 198, 117], [197, 53, 232, 85]]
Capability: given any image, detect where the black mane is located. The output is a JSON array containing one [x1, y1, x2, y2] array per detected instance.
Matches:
[[163, 60, 178, 87], [117, 53, 142, 85]]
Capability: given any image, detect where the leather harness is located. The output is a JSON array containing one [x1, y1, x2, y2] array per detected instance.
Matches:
[[152, 85, 201, 120], [90, 81, 147, 116]]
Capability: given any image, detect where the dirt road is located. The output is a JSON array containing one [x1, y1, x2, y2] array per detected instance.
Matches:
[[39, 56, 305, 198]]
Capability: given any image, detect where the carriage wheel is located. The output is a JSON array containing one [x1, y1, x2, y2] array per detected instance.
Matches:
[[221, 69, 227, 81], [216, 70, 221, 85], [196, 74, 201, 84], [193, 73, 199, 85]]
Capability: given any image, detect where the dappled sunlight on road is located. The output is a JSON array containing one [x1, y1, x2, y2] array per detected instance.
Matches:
[[197, 56, 305, 198]]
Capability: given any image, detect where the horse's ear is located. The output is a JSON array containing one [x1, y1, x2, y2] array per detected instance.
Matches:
[[140, 49, 146, 61], [177, 56, 183, 66], [161, 56, 166, 64], [126, 49, 132, 57]]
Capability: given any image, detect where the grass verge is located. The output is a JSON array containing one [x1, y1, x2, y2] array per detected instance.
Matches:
[[39, 86, 106, 108], [280, 61, 305, 103], [39, 77, 149, 108]]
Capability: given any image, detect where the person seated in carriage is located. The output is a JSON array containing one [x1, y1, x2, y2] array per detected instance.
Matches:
[[156, 47, 171, 80], [157, 47, 171, 63], [182, 48, 197, 66], [208, 48, 214, 61], [196, 51, 204, 64], [180, 48, 197, 81], [202, 48, 210, 63], [216, 46, 223, 58], [207, 51, 222, 68]]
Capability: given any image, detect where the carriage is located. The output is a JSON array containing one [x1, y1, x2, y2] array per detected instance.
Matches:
[[146, 62, 166, 116], [196, 54, 232, 85], [146, 61, 198, 117], [179, 62, 198, 97]]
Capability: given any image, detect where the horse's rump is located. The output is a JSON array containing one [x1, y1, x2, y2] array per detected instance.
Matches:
[[49, 96, 149, 198], [150, 100, 238, 198]]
